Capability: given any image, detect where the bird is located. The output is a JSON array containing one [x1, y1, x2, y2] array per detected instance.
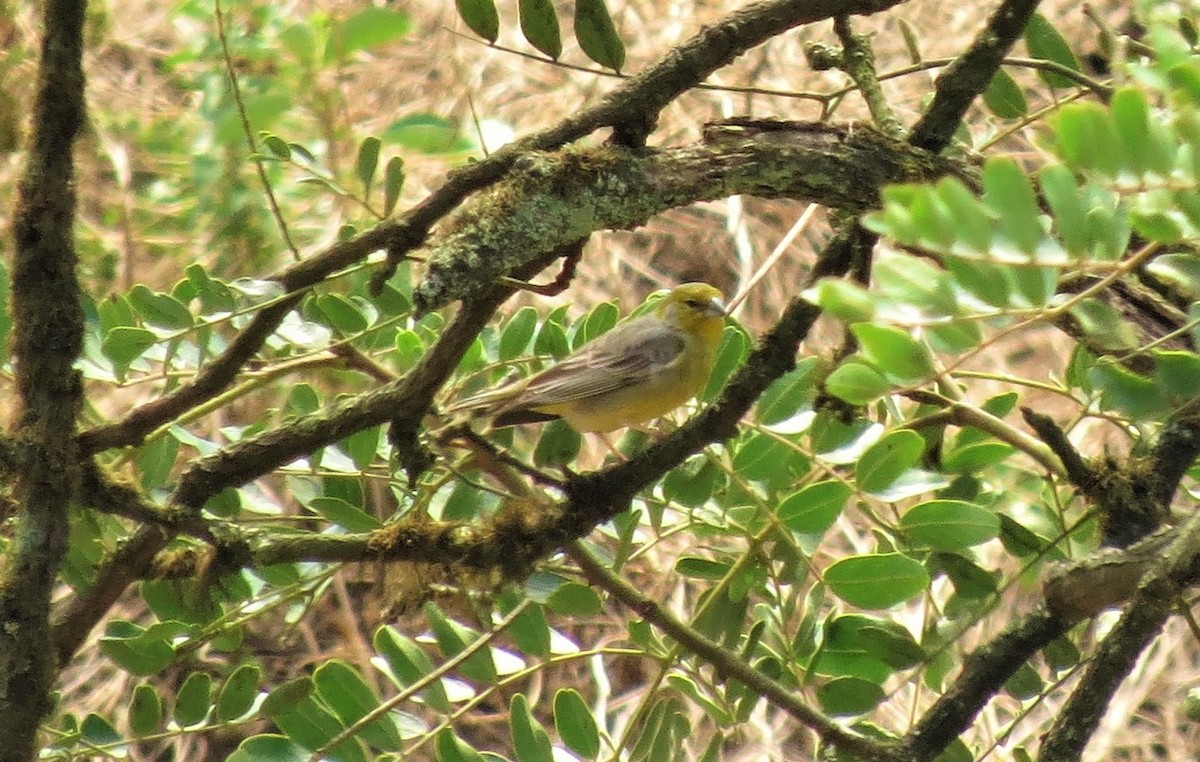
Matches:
[[446, 283, 727, 433]]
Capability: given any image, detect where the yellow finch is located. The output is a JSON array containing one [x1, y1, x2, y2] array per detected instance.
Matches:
[[448, 283, 727, 432]]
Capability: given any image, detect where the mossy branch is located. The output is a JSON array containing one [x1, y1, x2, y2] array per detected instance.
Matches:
[[414, 122, 970, 313], [2, 0, 88, 750]]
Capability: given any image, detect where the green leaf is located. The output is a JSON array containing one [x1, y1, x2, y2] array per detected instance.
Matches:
[[777, 480, 852, 535], [825, 553, 929, 609], [576, 300, 619, 346], [857, 623, 926, 669], [755, 358, 819, 424], [1043, 637, 1081, 673], [1131, 208, 1185, 243], [936, 179, 993, 253], [998, 514, 1051, 558], [217, 663, 262, 722], [384, 113, 471, 155], [806, 278, 876, 322], [1068, 298, 1139, 352], [128, 284, 194, 329], [943, 441, 1014, 473], [662, 455, 723, 508], [927, 318, 983, 354], [1004, 662, 1044, 700], [102, 325, 157, 368], [874, 252, 956, 317], [1039, 164, 1089, 256], [455, 0, 500, 43], [546, 581, 603, 616], [355, 136, 381, 192], [1088, 358, 1169, 417], [702, 326, 749, 401], [533, 418, 582, 467], [395, 329, 425, 369], [1147, 253, 1200, 298], [314, 660, 402, 751], [500, 306, 538, 360], [175, 671, 213, 726], [825, 361, 891, 405], [629, 697, 682, 761], [316, 293, 369, 335], [329, 7, 412, 59], [931, 551, 999, 598], [262, 677, 314, 718], [81, 713, 122, 746], [667, 673, 733, 725], [1155, 350, 1200, 405], [535, 315, 570, 358], [810, 614, 893, 682], [943, 256, 1011, 307], [732, 432, 809, 489], [217, 91, 290, 142], [900, 500, 1000, 550], [856, 429, 924, 495], [574, 0, 625, 71], [383, 156, 405, 217], [675, 556, 731, 581], [554, 688, 600, 758], [817, 677, 885, 717], [227, 735, 309, 762], [510, 693, 554, 762], [261, 133, 291, 159], [519, 0, 562, 59], [424, 603, 498, 685], [374, 626, 452, 712], [128, 683, 162, 736], [1111, 87, 1167, 175], [308, 496, 382, 532], [983, 68, 1027, 119], [436, 728, 487, 762], [137, 434, 178, 490], [1025, 12, 1081, 89], [100, 620, 178, 676], [507, 600, 552, 657], [982, 157, 1042, 254], [339, 426, 380, 472], [851, 323, 932, 383], [1054, 103, 1121, 176], [274, 697, 366, 762]]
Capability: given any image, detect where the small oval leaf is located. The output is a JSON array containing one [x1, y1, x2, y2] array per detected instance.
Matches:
[[519, 0, 562, 59], [456, 0, 500, 43], [825, 553, 929, 609], [574, 0, 625, 71]]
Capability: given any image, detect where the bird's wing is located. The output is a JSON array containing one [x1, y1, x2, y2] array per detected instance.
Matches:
[[501, 317, 686, 411]]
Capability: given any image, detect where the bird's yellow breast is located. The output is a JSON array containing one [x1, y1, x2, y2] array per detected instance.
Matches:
[[536, 328, 718, 432]]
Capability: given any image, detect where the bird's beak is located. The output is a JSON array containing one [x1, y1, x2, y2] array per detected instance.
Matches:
[[706, 296, 728, 317]]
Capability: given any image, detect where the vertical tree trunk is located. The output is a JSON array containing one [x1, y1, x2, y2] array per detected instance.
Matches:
[[0, 0, 88, 756]]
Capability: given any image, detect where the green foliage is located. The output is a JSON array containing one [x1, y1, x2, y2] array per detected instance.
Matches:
[[17, 3, 1200, 762], [449, 0, 624, 70]]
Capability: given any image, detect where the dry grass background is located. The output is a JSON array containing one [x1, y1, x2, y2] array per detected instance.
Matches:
[[3, 0, 1199, 759]]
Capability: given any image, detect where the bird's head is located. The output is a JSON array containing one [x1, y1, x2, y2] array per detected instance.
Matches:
[[657, 282, 727, 335]]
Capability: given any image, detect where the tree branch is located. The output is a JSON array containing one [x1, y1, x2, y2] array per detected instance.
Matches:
[[415, 122, 968, 313], [77, 0, 912, 456], [1038, 502, 1200, 761], [1, 0, 88, 750], [899, 608, 1068, 761], [908, 0, 1043, 152], [568, 541, 892, 760]]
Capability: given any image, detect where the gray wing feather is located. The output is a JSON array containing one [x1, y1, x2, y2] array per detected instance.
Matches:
[[501, 317, 685, 410]]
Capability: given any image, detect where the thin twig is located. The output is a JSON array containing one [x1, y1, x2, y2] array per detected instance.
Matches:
[[567, 541, 892, 760]]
